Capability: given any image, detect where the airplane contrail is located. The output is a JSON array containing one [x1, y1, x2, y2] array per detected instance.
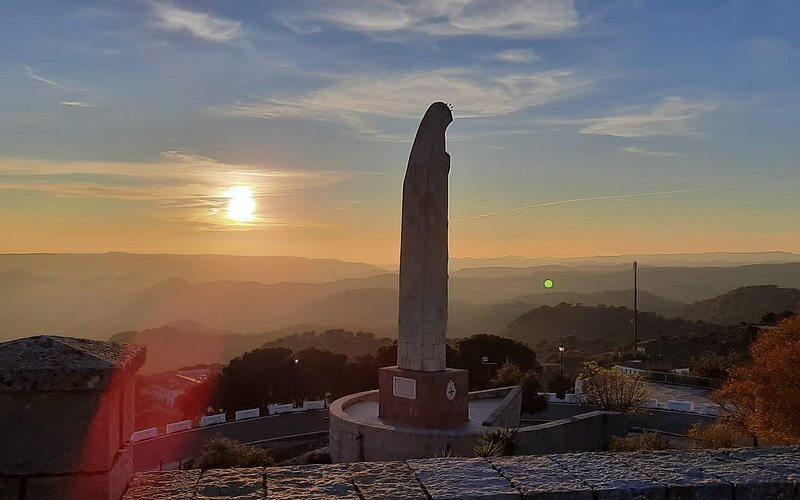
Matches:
[[454, 185, 742, 222]]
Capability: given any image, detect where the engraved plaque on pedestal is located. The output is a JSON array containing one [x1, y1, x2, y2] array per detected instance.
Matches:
[[392, 376, 417, 400]]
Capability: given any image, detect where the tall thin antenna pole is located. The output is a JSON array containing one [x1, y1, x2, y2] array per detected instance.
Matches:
[[633, 261, 638, 356]]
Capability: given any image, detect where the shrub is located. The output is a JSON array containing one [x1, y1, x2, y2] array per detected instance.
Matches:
[[578, 362, 651, 413], [610, 432, 671, 452], [491, 362, 547, 413], [473, 427, 518, 458], [194, 435, 274, 470], [687, 421, 739, 449]]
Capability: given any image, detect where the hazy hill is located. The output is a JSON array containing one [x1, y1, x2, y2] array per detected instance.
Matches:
[[109, 321, 347, 374], [284, 288, 397, 332], [500, 289, 685, 316], [680, 285, 800, 326], [0, 253, 387, 284], [506, 303, 714, 345], [450, 263, 800, 304], [3, 251, 800, 343], [261, 329, 392, 358], [450, 251, 800, 271]]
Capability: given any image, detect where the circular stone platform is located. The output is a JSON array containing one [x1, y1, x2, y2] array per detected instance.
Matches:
[[329, 387, 520, 463]]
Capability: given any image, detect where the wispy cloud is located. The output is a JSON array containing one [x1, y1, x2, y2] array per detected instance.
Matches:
[[60, 101, 99, 108], [24, 66, 62, 88], [620, 146, 681, 157], [213, 67, 591, 138], [455, 185, 741, 222], [283, 0, 578, 38], [24, 66, 105, 108], [0, 153, 346, 228], [492, 49, 540, 64], [579, 97, 718, 138], [152, 3, 241, 42]]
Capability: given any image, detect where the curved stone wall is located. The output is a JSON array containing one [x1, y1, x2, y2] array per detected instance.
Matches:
[[329, 390, 479, 462], [329, 387, 627, 463]]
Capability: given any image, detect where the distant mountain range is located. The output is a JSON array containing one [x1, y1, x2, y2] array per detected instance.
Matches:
[[0, 253, 386, 283], [449, 251, 800, 271], [2, 252, 800, 344]]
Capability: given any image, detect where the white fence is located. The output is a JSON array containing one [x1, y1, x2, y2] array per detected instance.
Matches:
[[235, 408, 261, 421], [165, 420, 192, 434], [131, 427, 158, 442], [545, 390, 720, 416], [131, 400, 329, 441], [200, 413, 226, 427], [303, 400, 326, 410], [268, 403, 294, 415]]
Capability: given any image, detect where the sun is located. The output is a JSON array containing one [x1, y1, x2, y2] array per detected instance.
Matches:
[[225, 186, 256, 222]]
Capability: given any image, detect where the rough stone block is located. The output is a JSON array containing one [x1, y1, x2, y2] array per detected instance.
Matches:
[[350, 461, 427, 499], [0, 477, 21, 499], [266, 464, 358, 499], [25, 444, 132, 500], [612, 451, 732, 500], [550, 452, 666, 500], [408, 457, 520, 500], [196, 467, 264, 499], [122, 378, 136, 444], [695, 453, 794, 500], [491, 455, 592, 499], [123, 470, 201, 500], [0, 389, 118, 474]]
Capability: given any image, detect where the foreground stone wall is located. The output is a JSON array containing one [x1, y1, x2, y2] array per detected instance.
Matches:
[[330, 391, 478, 462], [122, 447, 800, 499]]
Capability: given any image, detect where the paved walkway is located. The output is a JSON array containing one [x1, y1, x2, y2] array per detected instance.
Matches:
[[647, 382, 715, 407]]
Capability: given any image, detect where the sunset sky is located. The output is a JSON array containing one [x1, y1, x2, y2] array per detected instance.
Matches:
[[1, 1, 798, 265]]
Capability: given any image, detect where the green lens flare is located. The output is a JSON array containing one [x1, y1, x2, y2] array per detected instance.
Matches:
[[543, 279, 554, 289]]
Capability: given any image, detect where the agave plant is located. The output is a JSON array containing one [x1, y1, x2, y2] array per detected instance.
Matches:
[[473, 427, 519, 458]]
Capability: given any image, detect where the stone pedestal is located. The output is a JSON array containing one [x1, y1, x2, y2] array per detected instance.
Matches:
[[378, 366, 468, 428]]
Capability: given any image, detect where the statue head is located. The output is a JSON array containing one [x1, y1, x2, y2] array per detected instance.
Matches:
[[410, 102, 453, 159]]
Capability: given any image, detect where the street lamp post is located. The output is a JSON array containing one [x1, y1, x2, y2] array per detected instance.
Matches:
[[557, 344, 566, 399], [633, 261, 638, 357]]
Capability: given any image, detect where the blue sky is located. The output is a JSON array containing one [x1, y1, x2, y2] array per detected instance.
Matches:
[[1, 1, 798, 263]]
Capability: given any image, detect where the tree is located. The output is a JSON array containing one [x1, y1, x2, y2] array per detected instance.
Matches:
[[491, 362, 547, 413], [216, 347, 297, 411], [578, 362, 651, 412], [715, 315, 800, 445], [454, 334, 541, 389], [176, 373, 220, 419], [293, 347, 347, 400], [689, 351, 742, 380]]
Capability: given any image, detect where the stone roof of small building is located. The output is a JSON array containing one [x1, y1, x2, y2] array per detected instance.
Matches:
[[0, 335, 145, 392]]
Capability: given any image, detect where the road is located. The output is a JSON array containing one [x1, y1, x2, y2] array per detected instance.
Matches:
[[523, 403, 716, 436], [133, 410, 329, 472]]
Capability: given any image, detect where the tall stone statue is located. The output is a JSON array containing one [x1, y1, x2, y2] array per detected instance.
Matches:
[[397, 101, 452, 372], [378, 102, 468, 428]]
